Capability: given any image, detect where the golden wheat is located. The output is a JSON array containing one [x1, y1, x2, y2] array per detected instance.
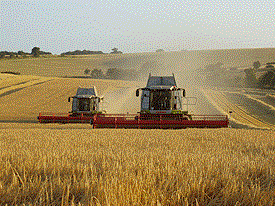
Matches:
[[0, 75, 140, 121], [0, 53, 135, 77], [0, 125, 274, 205], [0, 74, 41, 88]]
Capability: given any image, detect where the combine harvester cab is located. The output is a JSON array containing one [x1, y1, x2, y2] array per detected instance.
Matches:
[[38, 87, 104, 123], [137, 73, 190, 121], [92, 74, 229, 129]]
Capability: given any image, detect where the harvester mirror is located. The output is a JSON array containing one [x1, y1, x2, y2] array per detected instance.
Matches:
[[68, 97, 71, 102], [136, 89, 139, 97], [183, 89, 186, 97]]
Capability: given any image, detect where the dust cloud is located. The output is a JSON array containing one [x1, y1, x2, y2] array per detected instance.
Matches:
[[103, 87, 140, 114], [102, 48, 275, 114]]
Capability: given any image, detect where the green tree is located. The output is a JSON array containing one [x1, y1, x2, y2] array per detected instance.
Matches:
[[259, 71, 275, 88], [0, 53, 5, 59], [156, 49, 164, 52], [110, 48, 122, 54], [253, 61, 261, 69], [84, 69, 90, 75], [31, 47, 40, 57], [18, 51, 25, 56], [90, 69, 104, 79]]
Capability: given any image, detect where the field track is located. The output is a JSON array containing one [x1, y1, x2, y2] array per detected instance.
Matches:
[[202, 88, 275, 129], [0, 76, 53, 98]]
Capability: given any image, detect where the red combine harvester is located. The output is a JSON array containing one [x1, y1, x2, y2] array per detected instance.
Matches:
[[38, 87, 104, 123], [91, 74, 229, 129]]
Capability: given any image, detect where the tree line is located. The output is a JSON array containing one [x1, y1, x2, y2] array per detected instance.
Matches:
[[200, 61, 275, 89], [61, 50, 104, 56], [0, 47, 51, 59], [62, 48, 123, 56], [1, 47, 123, 59], [84, 68, 138, 80]]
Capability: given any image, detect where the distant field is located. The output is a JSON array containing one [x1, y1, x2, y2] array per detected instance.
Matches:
[[0, 74, 141, 121], [0, 48, 274, 78], [0, 53, 154, 77], [0, 125, 274, 205]]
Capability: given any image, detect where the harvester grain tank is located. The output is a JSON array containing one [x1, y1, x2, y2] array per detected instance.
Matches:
[[38, 87, 104, 123], [92, 74, 229, 129]]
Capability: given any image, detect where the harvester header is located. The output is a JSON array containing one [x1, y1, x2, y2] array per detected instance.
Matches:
[[38, 74, 229, 128], [38, 87, 104, 123], [91, 74, 229, 129]]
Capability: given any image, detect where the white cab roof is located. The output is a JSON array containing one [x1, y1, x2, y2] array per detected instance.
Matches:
[[74, 87, 98, 98], [146, 75, 177, 88]]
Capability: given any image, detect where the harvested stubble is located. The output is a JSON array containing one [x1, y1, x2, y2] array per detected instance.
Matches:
[[0, 126, 275, 205], [0, 74, 39, 89], [0, 76, 139, 121]]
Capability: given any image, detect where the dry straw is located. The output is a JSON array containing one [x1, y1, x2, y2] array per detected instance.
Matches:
[[0, 127, 274, 205]]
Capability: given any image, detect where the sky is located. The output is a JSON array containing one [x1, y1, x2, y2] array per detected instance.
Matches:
[[1, 0, 274, 54]]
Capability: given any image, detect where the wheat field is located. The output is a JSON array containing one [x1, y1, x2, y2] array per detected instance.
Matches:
[[0, 74, 42, 88], [1, 48, 275, 205], [0, 74, 141, 121], [0, 53, 150, 77], [1, 48, 275, 78], [0, 125, 274, 205]]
